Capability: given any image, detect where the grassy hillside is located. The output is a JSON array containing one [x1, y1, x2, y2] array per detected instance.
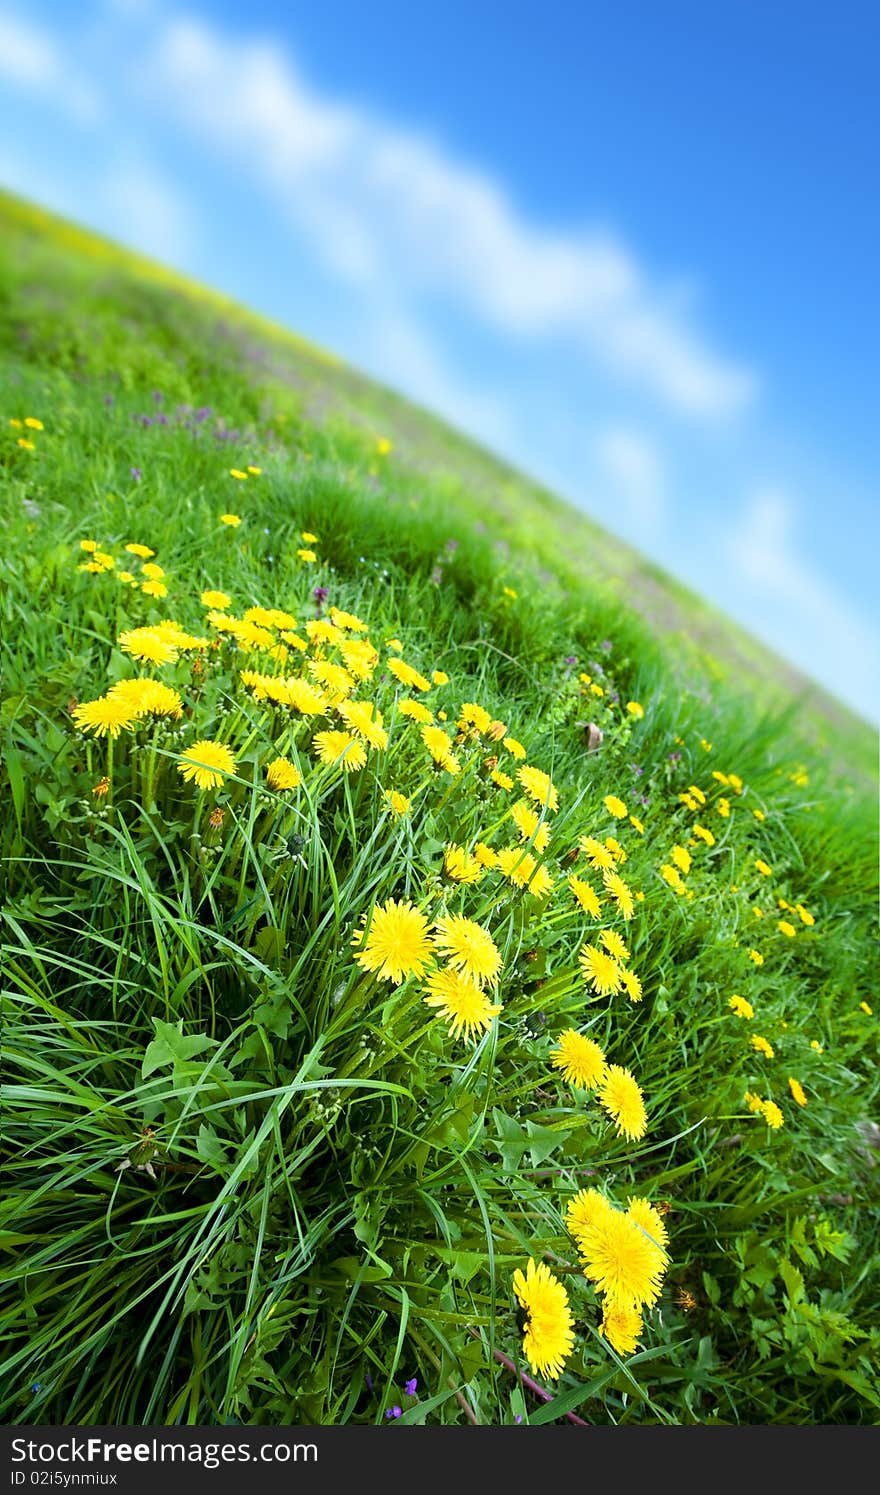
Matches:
[[1, 189, 878, 1426]]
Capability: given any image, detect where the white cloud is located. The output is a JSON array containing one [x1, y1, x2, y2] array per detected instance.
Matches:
[[99, 158, 196, 264], [595, 427, 666, 534], [731, 488, 880, 716], [0, 11, 102, 122], [141, 15, 755, 417]]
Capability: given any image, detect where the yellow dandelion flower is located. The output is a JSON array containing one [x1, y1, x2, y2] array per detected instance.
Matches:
[[458, 701, 493, 735], [692, 824, 715, 846], [859, 1001, 873, 1015], [753, 808, 766, 821], [744, 1091, 765, 1114], [603, 869, 635, 920], [568, 874, 602, 918], [422, 967, 502, 1041], [601, 929, 630, 964], [473, 841, 498, 868], [660, 863, 686, 894], [325, 608, 363, 633], [502, 585, 518, 599], [384, 789, 411, 817], [177, 739, 236, 790], [629, 815, 645, 834], [24, 416, 44, 430], [604, 794, 627, 819], [748, 949, 765, 966], [670, 844, 692, 874], [386, 637, 403, 652], [751, 1034, 774, 1059], [421, 724, 459, 773], [229, 468, 248, 480], [397, 698, 433, 725], [760, 1100, 784, 1129], [511, 798, 551, 852], [566, 1188, 615, 1246], [376, 437, 393, 456], [621, 969, 643, 1003], [118, 627, 178, 666], [432, 669, 449, 686], [313, 730, 367, 772], [626, 701, 644, 720], [497, 846, 553, 898], [388, 657, 431, 692], [778, 920, 796, 938], [353, 898, 433, 985], [431, 915, 501, 989], [247, 465, 262, 476], [220, 514, 241, 526], [717, 797, 731, 817], [581, 835, 615, 871], [125, 543, 155, 559], [729, 995, 755, 1020], [599, 1065, 648, 1142], [796, 903, 814, 926], [788, 1077, 807, 1107], [297, 548, 317, 563], [810, 1039, 824, 1053], [141, 580, 168, 599], [578, 1204, 665, 1309], [340, 638, 378, 677], [755, 859, 773, 877], [518, 764, 559, 813], [579, 943, 623, 996], [503, 735, 527, 759], [627, 1196, 669, 1250], [17, 437, 36, 450], [444, 843, 484, 884], [337, 699, 388, 750], [108, 679, 183, 719], [550, 1030, 607, 1090], [490, 768, 513, 790], [512, 1259, 575, 1381], [266, 757, 301, 790], [72, 695, 139, 739], [600, 1301, 643, 1357]]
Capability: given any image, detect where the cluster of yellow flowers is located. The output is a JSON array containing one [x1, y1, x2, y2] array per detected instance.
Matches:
[[8, 413, 44, 451], [512, 1186, 670, 1378], [77, 538, 170, 599]]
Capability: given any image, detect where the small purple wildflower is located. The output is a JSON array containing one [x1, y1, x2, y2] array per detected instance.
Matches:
[[365, 1373, 373, 1392], [430, 565, 442, 586], [601, 639, 613, 653], [630, 762, 644, 776], [130, 467, 141, 482], [404, 1377, 417, 1397], [514, 1414, 522, 1424], [669, 751, 682, 763], [564, 654, 578, 667], [444, 538, 459, 554], [385, 1405, 402, 1420]]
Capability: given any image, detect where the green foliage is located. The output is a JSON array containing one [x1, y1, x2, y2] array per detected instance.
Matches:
[[1, 189, 878, 1427]]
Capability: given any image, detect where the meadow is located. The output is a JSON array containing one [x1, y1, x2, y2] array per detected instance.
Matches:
[[1, 190, 878, 1427]]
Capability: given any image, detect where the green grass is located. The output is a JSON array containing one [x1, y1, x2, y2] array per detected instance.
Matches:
[[1, 188, 878, 1427]]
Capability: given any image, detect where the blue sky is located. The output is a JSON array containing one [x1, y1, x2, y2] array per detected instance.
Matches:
[[1, 0, 878, 721]]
